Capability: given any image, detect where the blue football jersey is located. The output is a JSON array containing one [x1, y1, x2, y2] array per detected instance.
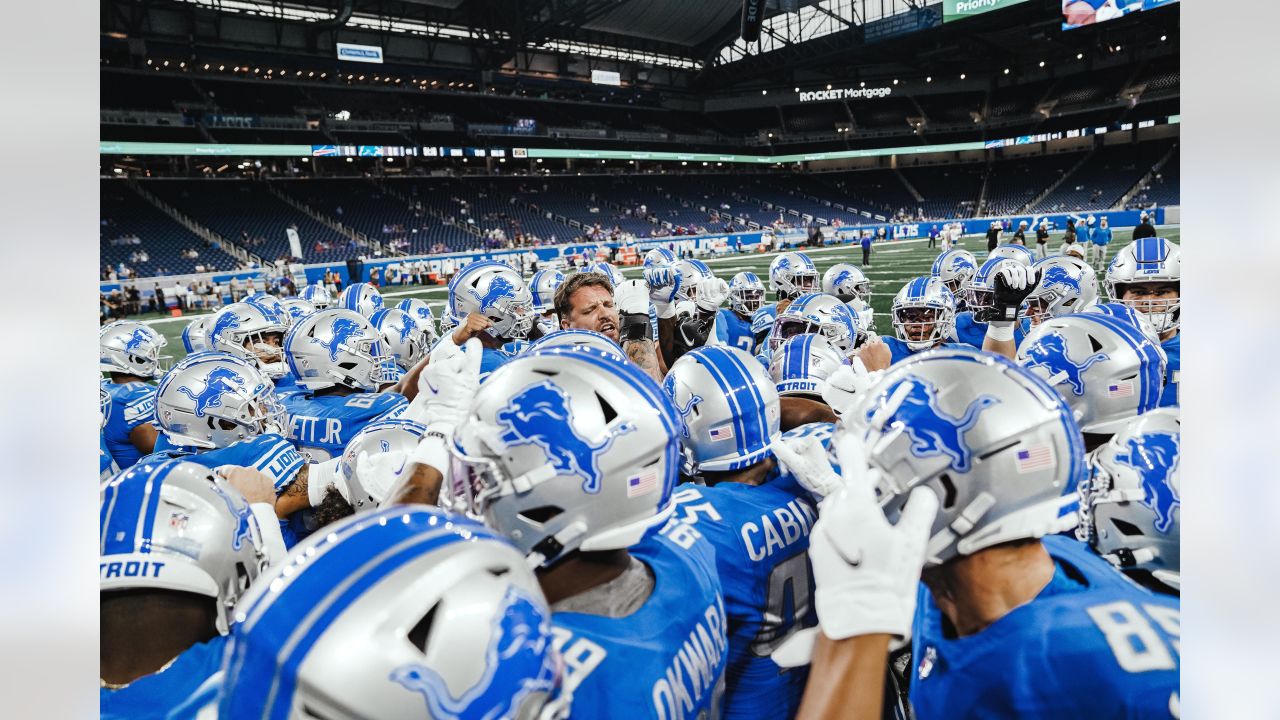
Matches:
[[280, 391, 408, 462], [714, 308, 758, 354], [1159, 334, 1179, 408], [142, 433, 305, 491], [670, 473, 818, 719], [102, 380, 157, 469], [910, 535, 1180, 719], [101, 635, 227, 720], [881, 336, 970, 365], [551, 524, 728, 720], [101, 432, 120, 481]]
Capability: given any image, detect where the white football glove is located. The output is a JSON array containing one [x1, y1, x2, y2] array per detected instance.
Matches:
[[820, 357, 878, 417], [615, 279, 651, 315], [995, 263, 1036, 291], [773, 430, 939, 667], [694, 277, 730, 314], [403, 337, 483, 432], [772, 436, 843, 499], [644, 267, 679, 318], [353, 449, 412, 506]]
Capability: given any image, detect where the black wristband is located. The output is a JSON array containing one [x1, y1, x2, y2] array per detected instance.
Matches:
[[619, 312, 653, 342]]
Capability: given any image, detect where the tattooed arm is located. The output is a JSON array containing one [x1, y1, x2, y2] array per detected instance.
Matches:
[[623, 338, 662, 382]]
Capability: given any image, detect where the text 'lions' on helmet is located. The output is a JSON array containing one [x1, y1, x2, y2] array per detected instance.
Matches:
[[284, 309, 400, 392], [769, 251, 820, 299], [451, 345, 681, 568], [155, 352, 288, 449], [822, 263, 872, 303], [930, 248, 978, 297], [841, 348, 1087, 566], [1017, 313, 1167, 435], [219, 506, 568, 720], [1023, 256, 1099, 326], [770, 292, 862, 356], [206, 302, 291, 380], [891, 276, 957, 351], [728, 271, 766, 315], [101, 320, 171, 379], [769, 332, 846, 402], [370, 307, 430, 370], [100, 459, 270, 634], [448, 261, 536, 341], [1105, 237, 1181, 335], [299, 283, 333, 310], [1078, 408, 1180, 591], [338, 282, 386, 318], [662, 345, 780, 475]]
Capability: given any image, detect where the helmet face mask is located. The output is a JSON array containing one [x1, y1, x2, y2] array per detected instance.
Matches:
[[892, 277, 956, 351], [1104, 237, 1181, 335], [1114, 281, 1180, 335], [769, 293, 859, 355], [769, 252, 819, 299], [729, 272, 766, 315]]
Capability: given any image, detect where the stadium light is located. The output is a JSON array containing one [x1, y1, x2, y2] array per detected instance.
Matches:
[[1115, 45, 1121, 51], [794, 87, 799, 92], [219, 65, 225, 71], [1039, 60, 1046, 67], [681, 161, 687, 166], [536, 158, 543, 163], [320, 73, 327, 78], [826, 84, 832, 90], [179, 62, 185, 68], [767, 132, 774, 138], [959, 73, 966, 79], [762, 90, 767, 95], [1004, 68, 1010, 74], [255, 68, 261, 74], [893, 79, 898, 85], [346, 158, 354, 163], [301, 158, 309, 162], [860, 81, 866, 87], [308, 71, 314, 77], [163, 60, 169, 66], [702, 161, 708, 166], [296, 70, 302, 76], [113, 168, 123, 174], [234, 67, 241, 72], [1160, 35, 1167, 41], [146, 59, 152, 65], [1077, 52, 1084, 59], [358, 75, 365, 81], [926, 76, 932, 82], [203, 64, 210, 70], [629, 160, 635, 164]]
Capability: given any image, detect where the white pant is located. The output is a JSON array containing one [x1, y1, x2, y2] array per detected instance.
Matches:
[[1036, 242, 1048, 259], [1093, 244, 1109, 271]]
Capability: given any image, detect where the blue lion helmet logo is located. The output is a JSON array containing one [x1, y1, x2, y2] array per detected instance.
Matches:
[[495, 380, 634, 494], [867, 376, 999, 474], [210, 312, 242, 344], [209, 480, 255, 551], [314, 318, 364, 362], [1023, 332, 1108, 396], [775, 257, 792, 273], [177, 366, 246, 418], [390, 585, 558, 720], [474, 276, 517, 313], [124, 328, 153, 353], [833, 270, 855, 288], [397, 316, 417, 345], [1115, 431, 1180, 533], [1042, 266, 1082, 293], [663, 375, 702, 440]]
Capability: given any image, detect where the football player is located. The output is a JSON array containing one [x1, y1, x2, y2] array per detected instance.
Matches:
[[205, 302, 291, 384], [100, 460, 281, 719], [713, 271, 766, 352], [337, 281, 385, 317], [953, 258, 1035, 355], [752, 251, 821, 351], [299, 282, 332, 310], [767, 293, 864, 362], [557, 272, 667, 381], [444, 260, 538, 380], [179, 507, 570, 720], [451, 346, 728, 719], [1106, 237, 1181, 407], [786, 349, 1179, 718], [661, 346, 819, 719], [822, 263, 872, 305], [879, 276, 967, 365], [930, 248, 977, 312], [1079, 408, 1180, 596], [100, 388, 119, 481], [100, 320, 166, 469], [396, 297, 439, 343], [770, 333, 849, 406], [530, 268, 567, 337], [369, 307, 429, 377], [278, 309, 407, 464], [1017, 313, 1167, 451], [1021, 255, 1100, 327]]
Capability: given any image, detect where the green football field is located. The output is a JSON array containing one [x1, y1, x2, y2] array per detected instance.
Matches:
[[136, 227, 1180, 363]]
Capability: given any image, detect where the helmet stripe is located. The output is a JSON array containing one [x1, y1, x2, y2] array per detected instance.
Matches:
[[716, 347, 773, 455]]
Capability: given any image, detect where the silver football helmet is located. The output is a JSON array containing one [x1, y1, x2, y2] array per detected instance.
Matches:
[[527, 329, 624, 359], [672, 259, 715, 303], [728, 272, 766, 315], [100, 459, 269, 634], [284, 309, 399, 392], [769, 251, 820, 299], [220, 507, 568, 720], [644, 247, 677, 268], [987, 243, 1035, 267], [244, 292, 286, 323], [207, 302, 290, 380], [1017, 313, 1168, 434], [371, 308, 430, 370], [1105, 237, 1181, 334], [278, 297, 317, 328], [822, 263, 872, 303], [769, 333, 847, 401], [530, 270, 567, 336], [1023, 256, 1099, 326], [589, 262, 625, 287], [181, 315, 212, 354], [300, 283, 333, 310], [451, 346, 680, 569], [100, 320, 170, 379], [662, 346, 781, 475], [930, 248, 978, 296], [338, 282, 386, 318], [155, 352, 288, 449], [449, 261, 536, 341], [840, 348, 1087, 566], [397, 298, 439, 339], [847, 298, 876, 336], [1078, 408, 1180, 590], [1084, 302, 1162, 344], [965, 257, 1018, 318], [891, 276, 957, 351], [336, 417, 429, 513], [770, 293, 862, 355]]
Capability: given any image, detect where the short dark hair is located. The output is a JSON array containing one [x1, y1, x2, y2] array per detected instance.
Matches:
[[553, 271, 614, 321]]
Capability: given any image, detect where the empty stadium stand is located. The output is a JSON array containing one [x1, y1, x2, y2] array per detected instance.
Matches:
[[101, 180, 240, 276]]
